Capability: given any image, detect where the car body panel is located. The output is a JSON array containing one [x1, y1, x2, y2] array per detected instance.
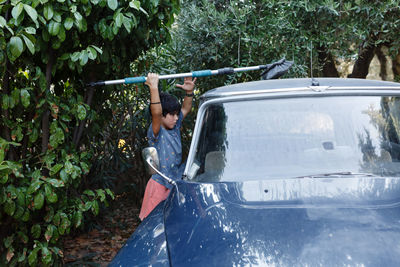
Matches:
[[163, 179, 400, 266], [200, 78, 400, 101], [109, 203, 169, 267]]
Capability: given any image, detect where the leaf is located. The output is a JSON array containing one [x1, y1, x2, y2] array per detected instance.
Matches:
[[77, 104, 86, 120], [41, 246, 52, 265], [9, 36, 23, 58], [21, 210, 30, 222], [22, 34, 35, 55], [43, 4, 54, 20], [83, 189, 95, 197], [2, 94, 8, 109], [45, 225, 54, 242], [23, 4, 38, 22], [87, 46, 97, 60], [0, 16, 6, 27], [34, 192, 44, 210], [150, 0, 159, 7], [4, 200, 16, 216], [80, 162, 90, 174], [115, 13, 123, 27], [50, 163, 63, 175], [139, 7, 148, 16], [27, 180, 42, 194], [74, 12, 84, 31], [64, 17, 74, 30], [44, 207, 54, 223], [107, 0, 118, 10], [91, 200, 99, 215], [53, 10, 62, 23], [79, 50, 88, 65], [28, 248, 39, 266], [82, 201, 92, 211], [53, 212, 61, 226], [123, 16, 133, 33], [25, 26, 36, 34], [13, 205, 24, 219], [59, 169, 68, 183], [20, 88, 30, 107], [129, 0, 140, 10], [29, 128, 39, 143], [70, 51, 80, 62], [50, 246, 63, 258], [4, 235, 14, 248], [57, 24, 66, 41], [11, 88, 20, 106], [28, 247, 40, 266], [49, 127, 64, 148], [73, 211, 83, 228], [11, 3, 24, 19], [6, 247, 14, 262], [48, 20, 61, 36], [48, 179, 64, 188], [16, 190, 25, 206], [90, 45, 103, 54], [96, 189, 106, 201], [0, 173, 8, 184], [59, 216, 71, 234], [18, 248, 27, 262], [31, 224, 41, 239], [17, 231, 28, 244], [105, 188, 115, 199], [65, 161, 73, 174], [44, 184, 58, 203]]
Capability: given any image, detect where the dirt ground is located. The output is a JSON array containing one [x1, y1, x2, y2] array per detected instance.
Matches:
[[63, 192, 141, 266]]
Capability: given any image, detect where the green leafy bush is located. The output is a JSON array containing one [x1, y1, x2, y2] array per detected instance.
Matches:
[[0, 0, 179, 265]]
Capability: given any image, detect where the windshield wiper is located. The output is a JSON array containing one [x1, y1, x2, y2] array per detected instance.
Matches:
[[295, 171, 376, 179]]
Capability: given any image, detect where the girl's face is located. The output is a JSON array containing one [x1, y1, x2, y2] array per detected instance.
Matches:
[[162, 112, 179, 129]]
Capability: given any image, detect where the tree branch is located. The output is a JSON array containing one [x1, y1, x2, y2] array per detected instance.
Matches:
[[348, 41, 376, 78], [317, 45, 339, 77], [41, 47, 55, 153]]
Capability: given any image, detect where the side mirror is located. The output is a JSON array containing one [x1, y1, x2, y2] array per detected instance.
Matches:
[[141, 147, 176, 186], [142, 147, 160, 175]]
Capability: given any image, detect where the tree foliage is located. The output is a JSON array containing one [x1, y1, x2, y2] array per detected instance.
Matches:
[[0, 0, 179, 265], [137, 0, 400, 86]]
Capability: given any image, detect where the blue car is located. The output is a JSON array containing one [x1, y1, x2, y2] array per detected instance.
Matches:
[[110, 78, 400, 266]]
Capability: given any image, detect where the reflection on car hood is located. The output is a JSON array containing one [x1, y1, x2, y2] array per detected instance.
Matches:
[[164, 178, 400, 266]]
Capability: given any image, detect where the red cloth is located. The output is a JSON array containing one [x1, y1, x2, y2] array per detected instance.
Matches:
[[139, 178, 170, 221]]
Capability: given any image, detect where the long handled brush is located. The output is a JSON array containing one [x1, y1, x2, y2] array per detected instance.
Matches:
[[87, 58, 293, 87]]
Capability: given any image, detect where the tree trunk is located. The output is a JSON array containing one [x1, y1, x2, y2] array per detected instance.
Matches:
[[41, 48, 55, 153], [392, 48, 400, 81], [348, 42, 376, 78], [376, 46, 388, 81], [73, 70, 96, 148], [317, 45, 339, 77]]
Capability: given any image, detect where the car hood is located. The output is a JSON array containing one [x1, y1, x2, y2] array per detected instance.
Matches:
[[164, 177, 400, 266]]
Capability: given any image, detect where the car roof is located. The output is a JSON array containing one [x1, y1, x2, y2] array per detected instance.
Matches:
[[201, 78, 400, 100]]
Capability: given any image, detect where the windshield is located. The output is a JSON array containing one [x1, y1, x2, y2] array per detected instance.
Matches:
[[188, 96, 400, 182]]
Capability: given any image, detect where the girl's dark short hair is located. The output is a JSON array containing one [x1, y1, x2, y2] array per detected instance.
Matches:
[[150, 92, 181, 117]]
